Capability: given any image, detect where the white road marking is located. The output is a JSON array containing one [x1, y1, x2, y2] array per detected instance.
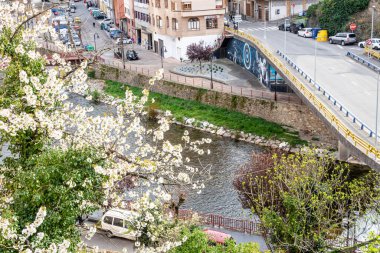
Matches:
[[338, 45, 344, 49]]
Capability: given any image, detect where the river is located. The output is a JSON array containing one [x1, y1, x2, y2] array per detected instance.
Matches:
[[69, 93, 262, 218]]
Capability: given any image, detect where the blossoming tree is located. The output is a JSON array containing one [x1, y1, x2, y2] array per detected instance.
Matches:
[[0, 1, 211, 252]]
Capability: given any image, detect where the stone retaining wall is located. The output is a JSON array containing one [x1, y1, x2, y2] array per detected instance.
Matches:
[[92, 64, 338, 147]]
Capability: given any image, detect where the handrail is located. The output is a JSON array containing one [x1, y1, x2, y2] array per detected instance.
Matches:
[[225, 26, 380, 160], [278, 50, 376, 138], [347, 51, 380, 73], [364, 47, 380, 60]]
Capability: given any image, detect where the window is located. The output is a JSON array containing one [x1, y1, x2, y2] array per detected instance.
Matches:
[[165, 0, 168, 8], [188, 18, 199, 30], [113, 218, 124, 227], [182, 2, 191, 10], [157, 16, 162, 28], [166, 17, 169, 28], [206, 16, 217, 29], [172, 18, 178, 30], [152, 15, 155, 25], [276, 9, 280, 15], [104, 216, 113, 224], [155, 0, 160, 7]]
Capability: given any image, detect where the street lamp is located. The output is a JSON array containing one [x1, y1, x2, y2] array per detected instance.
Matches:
[[314, 35, 318, 82], [372, 5, 376, 39], [160, 45, 167, 69], [93, 32, 99, 51], [375, 70, 379, 146], [284, 18, 289, 54]]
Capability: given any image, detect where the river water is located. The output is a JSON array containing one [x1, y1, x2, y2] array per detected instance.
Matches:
[[69, 93, 262, 219]]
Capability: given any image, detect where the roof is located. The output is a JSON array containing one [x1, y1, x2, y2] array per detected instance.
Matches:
[[203, 229, 231, 244]]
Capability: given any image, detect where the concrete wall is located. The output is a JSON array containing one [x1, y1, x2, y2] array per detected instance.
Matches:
[[92, 64, 338, 146]]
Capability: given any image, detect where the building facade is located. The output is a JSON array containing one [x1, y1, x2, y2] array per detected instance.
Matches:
[[134, 0, 152, 46], [228, 0, 319, 21], [122, 0, 135, 40], [149, 0, 225, 60]]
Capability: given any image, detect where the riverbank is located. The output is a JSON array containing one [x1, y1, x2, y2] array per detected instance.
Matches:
[[101, 79, 306, 147]]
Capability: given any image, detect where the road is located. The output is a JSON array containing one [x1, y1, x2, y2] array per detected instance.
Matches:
[[238, 20, 380, 136]]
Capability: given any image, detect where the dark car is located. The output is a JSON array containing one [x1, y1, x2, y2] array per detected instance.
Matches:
[[126, 50, 138, 60], [94, 14, 106, 20], [289, 23, 304, 34], [278, 23, 291, 31]]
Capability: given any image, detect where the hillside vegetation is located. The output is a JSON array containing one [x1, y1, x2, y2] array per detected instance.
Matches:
[[307, 0, 372, 39]]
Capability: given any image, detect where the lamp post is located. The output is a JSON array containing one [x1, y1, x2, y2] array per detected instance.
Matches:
[[264, 7, 267, 40], [375, 70, 379, 146], [372, 5, 376, 39], [210, 54, 213, 89], [160, 45, 167, 69], [314, 35, 318, 82], [284, 18, 289, 54], [93, 32, 99, 51]]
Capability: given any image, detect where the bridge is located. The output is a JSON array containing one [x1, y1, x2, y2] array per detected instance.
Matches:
[[225, 26, 380, 170]]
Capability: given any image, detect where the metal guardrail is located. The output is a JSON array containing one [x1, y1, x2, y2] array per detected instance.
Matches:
[[226, 26, 380, 160], [277, 50, 375, 139], [347, 51, 380, 73], [178, 210, 262, 235]]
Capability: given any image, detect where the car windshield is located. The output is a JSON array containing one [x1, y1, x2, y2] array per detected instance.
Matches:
[[349, 34, 356, 38]]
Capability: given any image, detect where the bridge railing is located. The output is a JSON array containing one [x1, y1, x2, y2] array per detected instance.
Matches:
[[178, 209, 262, 235], [225, 26, 380, 160], [277, 50, 376, 139], [346, 51, 380, 73]]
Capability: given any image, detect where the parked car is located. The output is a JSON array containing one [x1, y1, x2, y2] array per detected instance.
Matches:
[[278, 23, 291, 31], [70, 3, 76, 9], [126, 50, 138, 60], [203, 229, 234, 245], [105, 24, 114, 32], [100, 209, 137, 239], [94, 13, 106, 19], [70, 7, 75, 13], [116, 37, 133, 45], [329, 32, 357, 46], [88, 7, 98, 11], [297, 28, 313, 38], [101, 18, 114, 25], [91, 10, 101, 16], [89, 8, 99, 15], [111, 32, 122, 39], [358, 38, 380, 49], [67, 38, 81, 47], [289, 23, 304, 34]]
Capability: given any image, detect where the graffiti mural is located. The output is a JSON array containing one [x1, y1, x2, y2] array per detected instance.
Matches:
[[225, 38, 290, 92]]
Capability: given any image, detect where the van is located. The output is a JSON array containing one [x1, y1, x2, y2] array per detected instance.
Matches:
[[100, 209, 137, 240]]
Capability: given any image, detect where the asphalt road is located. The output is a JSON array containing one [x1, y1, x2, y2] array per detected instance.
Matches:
[[238, 20, 380, 135]]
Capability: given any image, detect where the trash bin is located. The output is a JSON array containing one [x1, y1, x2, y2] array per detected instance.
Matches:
[[317, 30, 328, 42], [312, 28, 321, 39]]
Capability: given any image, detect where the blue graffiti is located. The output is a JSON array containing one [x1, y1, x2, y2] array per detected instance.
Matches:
[[226, 38, 285, 90]]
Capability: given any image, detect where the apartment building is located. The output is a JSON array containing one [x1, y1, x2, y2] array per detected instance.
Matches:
[[100, 0, 115, 20], [229, 0, 319, 21], [122, 0, 136, 40], [134, 0, 152, 47], [149, 0, 225, 60], [114, 0, 125, 27]]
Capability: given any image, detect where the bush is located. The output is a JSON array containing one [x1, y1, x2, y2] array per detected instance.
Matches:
[[307, 0, 370, 35], [87, 69, 95, 78], [90, 89, 102, 104]]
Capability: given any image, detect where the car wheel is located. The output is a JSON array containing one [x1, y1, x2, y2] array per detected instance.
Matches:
[[360, 44, 364, 48], [329, 39, 333, 44], [303, 34, 306, 38], [375, 46, 379, 50], [341, 41, 345, 46], [106, 231, 113, 238]]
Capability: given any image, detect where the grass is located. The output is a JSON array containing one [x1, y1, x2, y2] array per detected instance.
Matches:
[[104, 80, 307, 146]]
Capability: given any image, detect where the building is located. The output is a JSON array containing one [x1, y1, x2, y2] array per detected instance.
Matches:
[[113, 0, 125, 28], [149, 0, 225, 60], [228, 0, 319, 21], [134, 0, 152, 47], [122, 0, 136, 40], [100, 0, 115, 20]]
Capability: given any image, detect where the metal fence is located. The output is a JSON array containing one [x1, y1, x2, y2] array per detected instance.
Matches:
[[101, 58, 302, 104], [178, 209, 262, 235], [41, 41, 301, 104], [347, 51, 380, 73], [225, 26, 380, 161]]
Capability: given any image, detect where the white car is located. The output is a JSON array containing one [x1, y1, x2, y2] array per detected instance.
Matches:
[[297, 28, 313, 38], [358, 38, 380, 49], [101, 18, 114, 25], [116, 37, 133, 44], [100, 208, 137, 240]]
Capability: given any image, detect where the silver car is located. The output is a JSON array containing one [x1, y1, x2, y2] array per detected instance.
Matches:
[[329, 33, 357, 46]]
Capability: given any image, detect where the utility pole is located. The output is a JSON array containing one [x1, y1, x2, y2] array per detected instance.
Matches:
[[121, 30, 125, 69]]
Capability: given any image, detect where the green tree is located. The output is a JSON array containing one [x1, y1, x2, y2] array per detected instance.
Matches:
[[234, 149, 380, 253], [1, 148, 107, 251], [169, 227, 261, 253]]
